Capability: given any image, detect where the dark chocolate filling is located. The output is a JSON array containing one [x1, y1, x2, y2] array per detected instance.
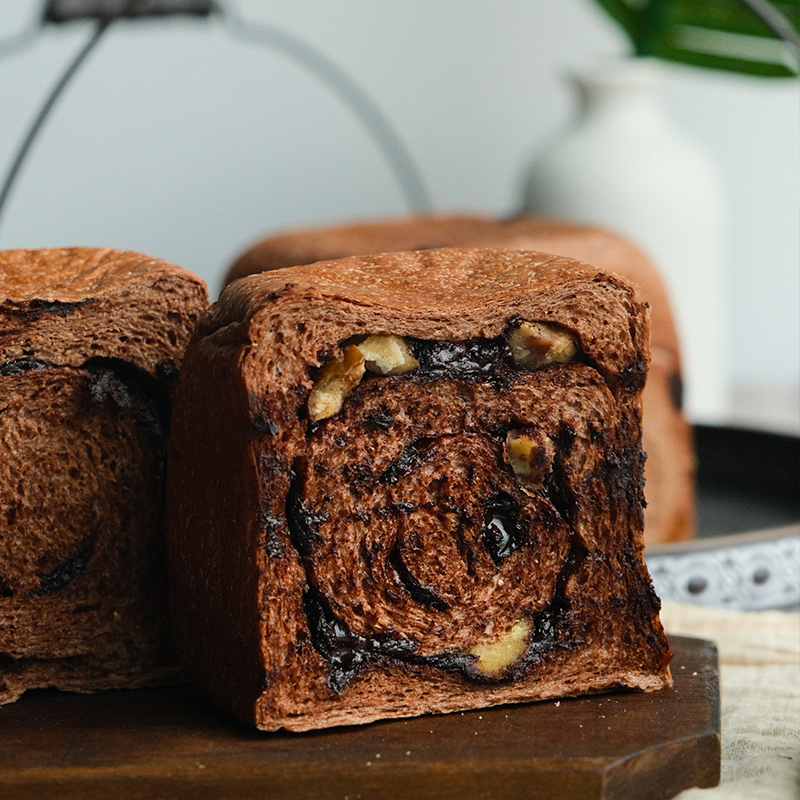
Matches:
[[256, 504, 287, 560], [303, 587, 416, 693], [619, 358, 648, 395], [0, 297, 93, 322], [389, 543, 450, 611], [0, 358, 53, 376], [31, 548, 90, 598], [379, 439, 430, 484], [383, 328, 636, 400], [286, 468, 328, 558], [254, 416, 280, 436], [603, 441, 647, 514], [249, 392, 281, 436], [407, 335, 514, 385], [364, 412, 395, 430], [481, 492, 524, 565], [82, 357, 170, 443]]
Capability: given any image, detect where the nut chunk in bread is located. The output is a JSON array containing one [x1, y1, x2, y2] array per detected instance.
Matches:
[[0, 247, 208, 704], [167, 247, 672, 732]]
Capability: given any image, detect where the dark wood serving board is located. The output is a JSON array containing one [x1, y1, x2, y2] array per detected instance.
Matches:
[[0, 635, 719, 800]]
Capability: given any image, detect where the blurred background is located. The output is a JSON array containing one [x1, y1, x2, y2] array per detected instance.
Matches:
[[0, 0, 798, 430]]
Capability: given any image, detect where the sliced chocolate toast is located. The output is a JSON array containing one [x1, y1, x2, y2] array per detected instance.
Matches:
[[0, 247, 208, 703], [167, 247, 672, 732]]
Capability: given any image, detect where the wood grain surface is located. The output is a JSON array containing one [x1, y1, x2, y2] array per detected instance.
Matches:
[[0, 635, 719, 800]]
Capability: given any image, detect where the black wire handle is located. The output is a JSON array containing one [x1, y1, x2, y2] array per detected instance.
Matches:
[[0, 18, 113, 234], [0, 2, 432, 238]]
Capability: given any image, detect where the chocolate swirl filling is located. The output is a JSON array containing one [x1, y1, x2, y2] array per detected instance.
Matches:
[[281, 332, 629, 693]]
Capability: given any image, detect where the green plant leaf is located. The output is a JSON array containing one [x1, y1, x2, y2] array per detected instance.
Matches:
[[591, 0, 800, 75], [667, 0, 799, 38], [653, 40, 798, 76]]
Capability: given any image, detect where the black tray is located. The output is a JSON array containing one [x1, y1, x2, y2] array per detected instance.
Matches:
[[646, 424, 799, 611], [694, 424, 799, 537]]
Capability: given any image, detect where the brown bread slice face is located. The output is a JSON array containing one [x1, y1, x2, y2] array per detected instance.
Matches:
[[167, 247, 672, 732], [0, 247, 208, 703]]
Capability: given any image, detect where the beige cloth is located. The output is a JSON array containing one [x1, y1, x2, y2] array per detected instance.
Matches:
[[659, 602, 800, 800]]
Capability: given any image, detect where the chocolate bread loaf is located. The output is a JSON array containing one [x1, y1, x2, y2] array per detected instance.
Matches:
[[225, 214, 695, 545], [0, 247, 208, 704], [167, 247, 672, 732]]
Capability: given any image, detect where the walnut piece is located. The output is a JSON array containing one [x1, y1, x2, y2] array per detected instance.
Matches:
[[307, 345, 366, 422], [507, 320, 578, 369], [468, 619, 531, 676], [505, 429, 554, 484], [356, 334, 419, 375]]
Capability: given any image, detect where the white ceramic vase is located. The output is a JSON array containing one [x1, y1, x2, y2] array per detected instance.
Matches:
[[522, 58, 728, 423]]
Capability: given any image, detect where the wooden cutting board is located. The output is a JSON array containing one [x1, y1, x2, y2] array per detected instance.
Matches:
[[0, 635, 719, 800]]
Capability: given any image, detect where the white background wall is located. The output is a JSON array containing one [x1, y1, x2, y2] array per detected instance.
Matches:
[[1, 0, 798, 426]]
